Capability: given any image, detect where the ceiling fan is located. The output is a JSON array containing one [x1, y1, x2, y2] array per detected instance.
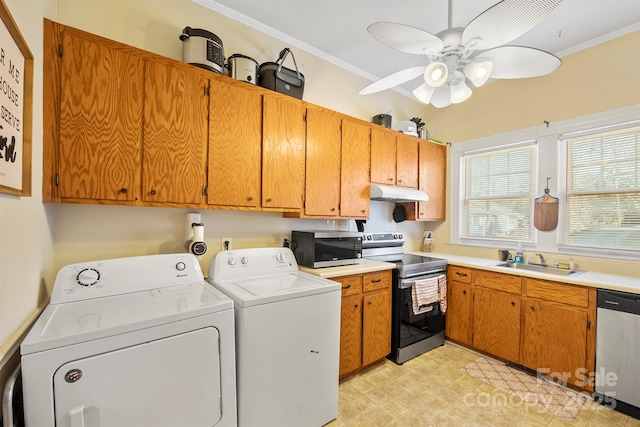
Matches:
[[359, 0, 563, 108]]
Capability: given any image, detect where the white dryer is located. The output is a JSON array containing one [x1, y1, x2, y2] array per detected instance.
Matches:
[[21, 253, 237, 427], [207, 247, 341, 427]]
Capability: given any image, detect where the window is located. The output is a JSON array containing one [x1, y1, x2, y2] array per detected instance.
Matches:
[[460, 141, 537, 245], [559, 123, 640, 253]]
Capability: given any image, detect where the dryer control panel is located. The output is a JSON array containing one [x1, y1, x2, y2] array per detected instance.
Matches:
[[50, 253, 204, 304], [209, 247, 298, 281]]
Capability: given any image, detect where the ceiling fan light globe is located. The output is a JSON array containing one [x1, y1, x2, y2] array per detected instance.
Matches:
[[464, 60, 493, 87], [451, 80, 472, 104], [413, 83, 436, 104], [424, 62, 448, 87]]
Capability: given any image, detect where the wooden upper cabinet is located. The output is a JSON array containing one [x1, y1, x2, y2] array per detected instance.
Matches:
[[262, 95, 305, 210], [417, 140, 447, 220], [395, 134, 418, 189], [57, 27, 144, 201], [340, 119, 370, 218], [370, 128, 396, 185], [304, 106, 341, 216], [142, 59, 208, 205], [208, 80, 262, 208]]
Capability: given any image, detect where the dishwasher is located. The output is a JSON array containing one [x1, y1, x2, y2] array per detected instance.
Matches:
[[595, 289, 640, 420]]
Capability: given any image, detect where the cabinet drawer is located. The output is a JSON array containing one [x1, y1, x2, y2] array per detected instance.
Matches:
[[474, 270, 521, 294], [449, 266, 472, 283], [362, 270, 392, 293], [335, 275, 362, 297], [523, 278, 589, 308]]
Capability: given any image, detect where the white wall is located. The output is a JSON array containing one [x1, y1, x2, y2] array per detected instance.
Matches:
[[0, 0, 56, 351]]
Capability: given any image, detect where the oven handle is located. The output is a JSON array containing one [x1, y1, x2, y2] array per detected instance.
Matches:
[[400, 272, 446, 289]]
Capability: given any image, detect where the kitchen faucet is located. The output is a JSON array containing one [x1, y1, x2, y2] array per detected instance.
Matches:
[[534, 253, 546, 265]]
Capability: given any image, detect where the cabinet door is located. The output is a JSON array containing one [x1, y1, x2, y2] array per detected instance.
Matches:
[[208, 80, 262, 208], [445, 281, 472, 345], [417, 141, 447, 221], [340, 294, 362, 378], [362, 290, 391, 366], [142, 60, 208, 204], [370, 128, 396, 185], [262, 95, 305, 209], [521, 299, 588, 388], [395, 135, 418, 189], [340, 120, 371, 218], [473, 287, 521, 362], [58, 30, 144, 201], [304, 107, 341, 216]]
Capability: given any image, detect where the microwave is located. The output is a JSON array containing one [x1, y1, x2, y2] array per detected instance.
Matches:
[[291, 231, 363, 268]]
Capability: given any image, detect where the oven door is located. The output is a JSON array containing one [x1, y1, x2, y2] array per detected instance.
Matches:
[[390, 271, 446, 363]]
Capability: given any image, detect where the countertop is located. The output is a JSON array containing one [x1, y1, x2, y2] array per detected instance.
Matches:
[[299, 259, 396, 278], [299, 252, 639, 295], [409, 251, 640, 295]]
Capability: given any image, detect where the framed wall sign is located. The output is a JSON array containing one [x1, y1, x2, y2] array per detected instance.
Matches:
[[0, 0, 33, 196]]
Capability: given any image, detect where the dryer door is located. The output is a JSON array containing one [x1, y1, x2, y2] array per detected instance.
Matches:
[[53, 327, 222, 427]]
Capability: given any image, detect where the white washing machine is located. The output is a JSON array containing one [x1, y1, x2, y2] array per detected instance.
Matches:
[[207, 247, 341, 427], [21, 253, 237, 427]]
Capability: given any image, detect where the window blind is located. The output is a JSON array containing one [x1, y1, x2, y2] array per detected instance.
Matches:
[[461, 141, 537, 244], [558, 125, 640, 253]]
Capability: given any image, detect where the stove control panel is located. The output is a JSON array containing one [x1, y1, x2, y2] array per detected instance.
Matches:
[[361, 232, 405, 246]]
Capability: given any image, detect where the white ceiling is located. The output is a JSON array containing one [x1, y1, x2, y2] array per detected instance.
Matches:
[[195, 0, 640, 98]]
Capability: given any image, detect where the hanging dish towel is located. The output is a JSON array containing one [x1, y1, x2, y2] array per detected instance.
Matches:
[[412, 277, 438, 314], [438, 274, 448, 314]]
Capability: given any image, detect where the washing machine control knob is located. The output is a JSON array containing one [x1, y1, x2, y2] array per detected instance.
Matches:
[[227, 257, 236, 266], [175, 262, 186, 271], [240, 257, 248, 265], [76, 268, 100, 286], [275, 252, 285, 263]]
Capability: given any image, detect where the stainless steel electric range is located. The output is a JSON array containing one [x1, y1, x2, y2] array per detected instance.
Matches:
[[361, 232, 448, 364]]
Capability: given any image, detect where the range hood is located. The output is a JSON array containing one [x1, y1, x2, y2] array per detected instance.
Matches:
[[370, 184, 429, 202]]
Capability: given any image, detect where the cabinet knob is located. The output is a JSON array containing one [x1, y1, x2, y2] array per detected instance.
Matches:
[[371, 279, 381, 283], [368, 301, 372, 305], [511, 301, 516, 306], [265, 198, 272, 203], [248, 196, 254, 202], [120, 188, 127, 193], [530, 305, 535, 311], [361, 209, 366, 213], [462, 290, 466, 295], [388, 177, 393, 181], [398, 179, 403, 183], [150, 189, 156, 195], [331, 207, 336, 212], [342, 284, 351, 290], [354, 303, 359, 308], [456, 272, 468, 277]]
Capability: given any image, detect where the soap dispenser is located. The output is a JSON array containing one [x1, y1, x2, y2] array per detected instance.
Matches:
[[514, 243, 524, 264]]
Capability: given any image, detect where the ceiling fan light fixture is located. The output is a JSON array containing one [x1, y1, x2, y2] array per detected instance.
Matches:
[[450, 78, 472, 104], [413, 83, 436, 104], [424, 62, 448, 87], [464, 59, 493, 87]]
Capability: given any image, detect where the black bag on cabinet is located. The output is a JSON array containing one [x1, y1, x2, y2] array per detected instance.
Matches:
[[258, 48, 305, 99]]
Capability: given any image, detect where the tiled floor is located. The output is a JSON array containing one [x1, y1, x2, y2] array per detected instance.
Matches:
[[328, 342, 640, 426]]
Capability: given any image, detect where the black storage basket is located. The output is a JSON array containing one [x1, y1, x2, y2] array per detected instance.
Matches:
[[258, 48, 305, 99]]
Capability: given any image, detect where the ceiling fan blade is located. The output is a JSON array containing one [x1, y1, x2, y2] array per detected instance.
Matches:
[[480, 46, 561, 78], [368, 22, 444, 55], [462, 0, 563, 50], [359, 66, 426, 95]]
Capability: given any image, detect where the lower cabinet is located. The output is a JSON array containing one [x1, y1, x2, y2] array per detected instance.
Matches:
[[444, 266, 596, 391], [334, 270, 392, 379]]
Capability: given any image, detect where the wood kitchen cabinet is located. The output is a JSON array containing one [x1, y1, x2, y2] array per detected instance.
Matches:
[[262, 94, 305, 210], [142, 58, 208, 205], [44, 20, 145, 203], [398, 140, 447, 221], [302, 106, 342, 216], [370, 127, 418, 189], [334, 270, 392, 379], [207, 79, 262, 208], [445, 266, 472, 345], [339, 119, 370, 218], [521, 278, 596, 391]]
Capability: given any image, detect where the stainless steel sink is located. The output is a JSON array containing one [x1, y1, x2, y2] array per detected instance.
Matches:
[[493, 262, 584, 276]]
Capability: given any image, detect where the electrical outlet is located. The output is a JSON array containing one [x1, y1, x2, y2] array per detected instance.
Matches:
[[221, 237, 232, 251]]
